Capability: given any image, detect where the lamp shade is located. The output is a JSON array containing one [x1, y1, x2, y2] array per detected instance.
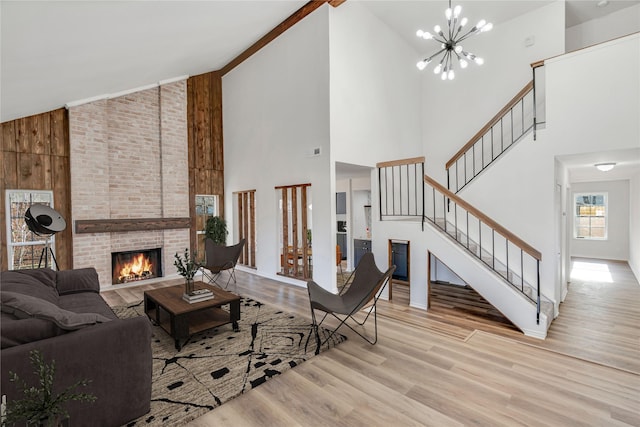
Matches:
[[24, 204, 66, 236]]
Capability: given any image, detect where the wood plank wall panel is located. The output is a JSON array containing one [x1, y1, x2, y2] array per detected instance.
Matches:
[[187, 71, 225, 254], [276, 184, 311, 280], [234, 189, 256, 268], [0, 109, 72, 271]]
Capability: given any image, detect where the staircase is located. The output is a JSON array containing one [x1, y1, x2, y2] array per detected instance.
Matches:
[[446, 81, 535, 193], [376, 159, 552, 337], [375, 77, 555, 337]]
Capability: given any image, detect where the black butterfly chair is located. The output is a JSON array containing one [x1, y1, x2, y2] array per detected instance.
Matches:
[[201, 238, 246, 289], [307, 252, 395, 350]]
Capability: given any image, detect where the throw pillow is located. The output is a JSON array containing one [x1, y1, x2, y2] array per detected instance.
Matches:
[[0, 291, 112, 330], [56, 267, 100, 295]]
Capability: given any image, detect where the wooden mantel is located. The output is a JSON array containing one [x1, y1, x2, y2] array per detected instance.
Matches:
[[75, 217, 191, 234]]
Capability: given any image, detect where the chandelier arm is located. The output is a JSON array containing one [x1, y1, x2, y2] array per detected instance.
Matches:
[[425, 47, 448, 63], [457, 28, 480, 43], [432, 35, 448, 44]]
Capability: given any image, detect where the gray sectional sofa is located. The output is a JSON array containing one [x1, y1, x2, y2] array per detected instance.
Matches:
[[1, 267, 152, 426]]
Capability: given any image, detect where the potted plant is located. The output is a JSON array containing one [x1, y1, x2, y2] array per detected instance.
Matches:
[[3, 350, 96, 427], [204, 216, 228, 245], [174, 248, 200, 295]]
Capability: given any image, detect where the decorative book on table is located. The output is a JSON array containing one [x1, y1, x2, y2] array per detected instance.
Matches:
[[182, 288, 214, 303]]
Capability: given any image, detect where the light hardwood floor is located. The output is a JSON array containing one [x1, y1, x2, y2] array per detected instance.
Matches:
[[101, 258, 640, 426]]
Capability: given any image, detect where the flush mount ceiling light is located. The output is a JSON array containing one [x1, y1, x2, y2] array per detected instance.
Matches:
[[416, 0, 493, 81], [595, 162, 616, 172]]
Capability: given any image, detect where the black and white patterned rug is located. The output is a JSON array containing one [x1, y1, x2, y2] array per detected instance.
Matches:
[[112, 297, 346, 426]]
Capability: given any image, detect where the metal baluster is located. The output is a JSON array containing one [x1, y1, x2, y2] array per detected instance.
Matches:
[[421, 163, 425, 230], [500, 117, 504, 153], [478, 218, 482, 259], [510, 108, 514, 145], [506, 239, 510, 283], [466, 211, 470, 249], [492, 230, 495, 269], [432, 186, 436, 223], [443, 193, 447, 234], [521, 98, 525, 136], [454, 203, 458, 243], [378, 167, 383, 219], [464, 153, 467, 186], [491, 126, 494, 161], [536, 259, 541, 324], [521, 249, 524, 292], [391, 167, 396, 215], [472, 143, 476, 179]]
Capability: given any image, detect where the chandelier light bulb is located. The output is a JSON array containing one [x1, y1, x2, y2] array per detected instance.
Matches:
[[441, 72, 448, 80], [417, 60, 427, 70], [416, 29, 424, 37], [481, 22, 493, 32], [460, 17, 468, 27], [460, 59, 468, 68], [454, 5, 462, 17], [434, 24, 441, 33], [445, 8, 452, 20], [475, 57, 484, 65], [477, 19, 486, 30], [423, 31, 433, 39], [434, 64, 442, 74], [448, 70, 455, 80], [454, 45, 463, 54]]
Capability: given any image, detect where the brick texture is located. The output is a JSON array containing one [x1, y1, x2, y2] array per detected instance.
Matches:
[[69, 80, 189, 288]]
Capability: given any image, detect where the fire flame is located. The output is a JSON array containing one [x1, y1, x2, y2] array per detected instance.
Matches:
[[119, 254, 153, 282]]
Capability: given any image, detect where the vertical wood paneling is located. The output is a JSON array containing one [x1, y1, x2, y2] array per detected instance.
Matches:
[[301, 186, 309, 278], [2, 121, 17, 152], [0, 109, 71, 271], [276, 184, 311, 280], [291, 188, 298, 275], [187, 72, 225, 253], [234, 189, 256, 268], [249, 191, 255, 267], [210, 72, 224, 172], [242, 192, 249, 264], [282, 188, 288, 272]]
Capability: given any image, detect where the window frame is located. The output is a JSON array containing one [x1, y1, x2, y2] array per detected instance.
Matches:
[[573, 192, 608, 241], [5, 189, 56, 270]]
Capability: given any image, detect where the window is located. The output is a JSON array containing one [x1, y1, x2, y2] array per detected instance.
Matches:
[[5, 190, 55, 270], [195, 195, 219, 259], [574, 193, 607, 240]]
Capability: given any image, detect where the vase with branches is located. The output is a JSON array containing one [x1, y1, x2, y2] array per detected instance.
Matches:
[[174, 248, 200, 295]]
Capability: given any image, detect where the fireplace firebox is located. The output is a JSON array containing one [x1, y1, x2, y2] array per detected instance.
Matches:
[[112, 248, 162, 285]]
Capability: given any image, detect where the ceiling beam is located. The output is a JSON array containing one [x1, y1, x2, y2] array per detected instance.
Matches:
[[220, 0, 342, 76]]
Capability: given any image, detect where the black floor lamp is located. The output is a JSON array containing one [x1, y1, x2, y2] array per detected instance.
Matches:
[[24, 204, 66, 270]]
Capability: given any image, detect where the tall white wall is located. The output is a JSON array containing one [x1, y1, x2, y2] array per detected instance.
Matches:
[[222, 6, 333, 288], [570, 180, 630, 261], [422, 1, 565, 185], [566, 4, 640, 52], [328, 1, 422, 165], [629, 171, 640, 281]]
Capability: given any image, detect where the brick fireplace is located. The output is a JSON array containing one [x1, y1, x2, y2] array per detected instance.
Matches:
[[68, 80, 190, 288]]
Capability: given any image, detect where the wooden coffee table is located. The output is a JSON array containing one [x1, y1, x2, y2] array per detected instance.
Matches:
[[143, 282, 241, 350]]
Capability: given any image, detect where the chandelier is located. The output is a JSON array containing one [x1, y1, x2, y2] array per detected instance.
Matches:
[[416, 1, 493, 80]]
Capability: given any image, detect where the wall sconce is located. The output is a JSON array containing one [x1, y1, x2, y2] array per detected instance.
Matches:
[[595, 162, 616, 172]]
